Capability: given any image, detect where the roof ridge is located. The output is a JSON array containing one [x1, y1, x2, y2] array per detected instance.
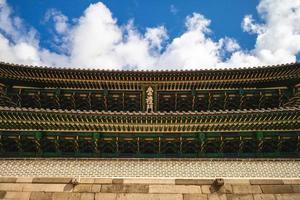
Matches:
[[0, 61, 298, 73]]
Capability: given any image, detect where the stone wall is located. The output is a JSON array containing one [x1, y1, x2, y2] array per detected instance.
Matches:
[[0, 177, 300, 200]]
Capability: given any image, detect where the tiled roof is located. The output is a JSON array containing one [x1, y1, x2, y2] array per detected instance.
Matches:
[[1, 62, 299, 89], [0, 106, 299, 133]]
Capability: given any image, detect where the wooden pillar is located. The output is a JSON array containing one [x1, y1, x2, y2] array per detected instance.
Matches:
[[277, 135, 282, 153], [220, 136, 224, 154], [239, 94, 245, 109], [74, 136, 79, 154], [297, 136, 300, 153], [258, 92, 264, 109], [179, 137, 182, 155], [198, 133, 205, 157], [93, 133, 99, 155], [17, 135, 22, 153], [122, 92, 125, 111], [142, 85, 146, 112], [208, 92, 212, 110], [192, 89, 196, 111], [54, 88, 61, 109], [137, 137, 140, 154], [103, 89, 108, 111], [55, 136, 60, 154], [278, 89, 283, 107], [257, 132, 264, 153], [158, 137, 161, 154], [223, 92, 228, 110], [239, 89, 245, 109], [35, 132, 43, 156], [116, 137, 119, 155], [71, 92, 76, 109], [175, 93, 178, 111], [88, 92, 92, 110], [153, 85, 158, 112], [238, 136, 244, 154], [139, 92, 142, 111], [35, 91, 41, 108]]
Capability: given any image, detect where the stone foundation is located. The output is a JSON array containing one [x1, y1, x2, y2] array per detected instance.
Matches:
[[0, 177, 300, 200], [0, 159, 299, 199]]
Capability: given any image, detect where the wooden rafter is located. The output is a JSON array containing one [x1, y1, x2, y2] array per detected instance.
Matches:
[[0, 106, 299, 133], [0, 62, 300, 90]]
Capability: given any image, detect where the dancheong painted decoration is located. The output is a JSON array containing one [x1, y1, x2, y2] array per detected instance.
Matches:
[[0, 62, 299, 158]]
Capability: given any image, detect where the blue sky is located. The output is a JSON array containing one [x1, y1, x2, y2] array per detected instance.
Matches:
[[8, 0, 259, 52], [1, 0, 300, 69]]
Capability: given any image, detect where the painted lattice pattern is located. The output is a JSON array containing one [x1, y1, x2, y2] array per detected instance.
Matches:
[[0, 159, 299, 178]]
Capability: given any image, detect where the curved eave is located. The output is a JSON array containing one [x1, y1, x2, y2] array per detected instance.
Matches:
[[0, 62, 300, 89], [0, 106, 299, 116], [0, 106, 299, 133], [0, 61, 298, 72]]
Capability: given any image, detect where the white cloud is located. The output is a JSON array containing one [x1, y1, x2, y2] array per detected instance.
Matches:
[[242, 15, 264, 34], [0, 0, 299, 69], [145, 26, 168, 52], [67, 4, 160, 69], [226, 0, 300, 67], [0, 0, 65, 66], [157, 13, 221, 69], [45, 9, 69, 34], [220, 37, 240, 53]]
